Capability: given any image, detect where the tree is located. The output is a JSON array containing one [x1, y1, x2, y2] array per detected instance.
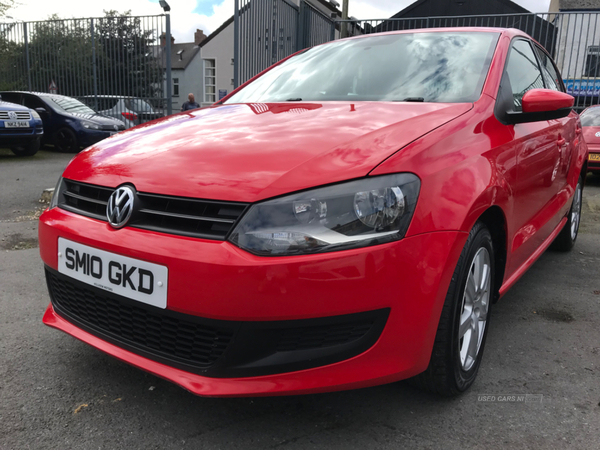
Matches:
[[94, 10, 164, 99], [0, 0, 15, 18], [0, 22, 27, 90], [0, 10, 164, 100], [26, 15, 95, 95]]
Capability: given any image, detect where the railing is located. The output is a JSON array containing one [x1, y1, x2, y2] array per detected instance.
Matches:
[[0, 14, 168, 126]]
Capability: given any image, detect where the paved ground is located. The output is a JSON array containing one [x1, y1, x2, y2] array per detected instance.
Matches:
[[1, 149, 599, 449]]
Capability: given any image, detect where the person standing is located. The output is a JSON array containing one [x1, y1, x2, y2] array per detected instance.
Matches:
[[181, 93, 200, 111]]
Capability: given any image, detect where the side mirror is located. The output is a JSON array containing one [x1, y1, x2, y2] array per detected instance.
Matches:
[[506, 89, 574, 124], [35, 107, 48, 115]]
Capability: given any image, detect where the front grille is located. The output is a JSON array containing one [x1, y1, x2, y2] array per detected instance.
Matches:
[[0, 111, 31, 120], [61, 179, 113, 220], [46, 267, 389, 377], [276, 321, 375, 352], [46, 270, 235, 368], [58, 179, 249, 240]]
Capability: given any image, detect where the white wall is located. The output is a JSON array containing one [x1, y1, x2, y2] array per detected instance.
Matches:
[[554, 12, 600, 79], [171, 52, 204, 111], [199, 21, 235, 107]]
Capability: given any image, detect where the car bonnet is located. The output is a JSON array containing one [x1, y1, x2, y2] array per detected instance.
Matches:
[[63, 101, 472, 202]]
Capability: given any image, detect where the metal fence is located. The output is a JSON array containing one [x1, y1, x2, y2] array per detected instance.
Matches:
[[337, 12, 600, 111], [0, 14, 168, 126], [234, 0, 335, 87]]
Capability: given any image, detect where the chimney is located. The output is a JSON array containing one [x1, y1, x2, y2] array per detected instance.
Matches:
[[194, 29, 207, 45], [160, 32, 175, 47]]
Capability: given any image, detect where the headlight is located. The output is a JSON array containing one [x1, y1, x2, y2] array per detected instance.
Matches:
[[49, 177, 63, 209], [229, 174, 420, 256], [80, 120, 100, 130], [31, 110, 41, 120]]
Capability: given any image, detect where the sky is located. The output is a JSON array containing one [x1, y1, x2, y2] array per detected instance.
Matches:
[[5, 0, 552, 43]]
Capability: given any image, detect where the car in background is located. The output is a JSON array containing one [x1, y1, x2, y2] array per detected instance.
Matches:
[[0, 98, 43, 156], [0, 92, 126, 152], [79, 96, 164, 128], [580, 105, 600, 173], [40, 28, 586, 398]]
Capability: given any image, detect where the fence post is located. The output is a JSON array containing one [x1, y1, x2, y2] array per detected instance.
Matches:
[[165, 13, 172, 115], [90, 19, 98, 112], [340, 0, 348, 38], [297, 0, 305, 50], [331, 19, 336, 41], [234, 0, 240, 89], [23, 22, 31, 91]]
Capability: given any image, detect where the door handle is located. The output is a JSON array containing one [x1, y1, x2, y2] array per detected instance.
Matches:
[[557, 137, 566, 146]]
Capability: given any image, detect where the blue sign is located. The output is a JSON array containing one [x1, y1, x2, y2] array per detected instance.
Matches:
[[564, 79, 600, 97], [218, 89, 228, 100]]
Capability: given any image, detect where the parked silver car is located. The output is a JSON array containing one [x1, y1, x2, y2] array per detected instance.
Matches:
[[79, 96, 164, 128]]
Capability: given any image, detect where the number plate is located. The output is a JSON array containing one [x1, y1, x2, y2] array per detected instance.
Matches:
[[58, 238, 168, 309], [589, 153, 600, 161], [5, 121, 30, 128]]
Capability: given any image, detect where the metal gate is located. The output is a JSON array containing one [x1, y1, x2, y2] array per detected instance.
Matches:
[[0, 14, 169, 121], [233, 0, 335, 88], [336, 12, 600, 111]]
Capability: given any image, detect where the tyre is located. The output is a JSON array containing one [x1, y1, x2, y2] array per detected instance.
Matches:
[[412, 221, 494, 396], [10, 138, 40, 157], [53, 127, 79, 153], [551, 175, 583, 252]]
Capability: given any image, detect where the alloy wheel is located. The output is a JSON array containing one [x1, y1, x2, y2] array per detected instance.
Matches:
[[570, 181, 582, 241], [458, 247, 491, 371]]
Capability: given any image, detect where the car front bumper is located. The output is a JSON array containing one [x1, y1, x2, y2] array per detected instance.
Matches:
[[39, 207, 467, 396], [0, 127, 43, 146]]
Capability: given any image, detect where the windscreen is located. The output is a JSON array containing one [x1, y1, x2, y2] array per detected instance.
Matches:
[[47, 96, 97, 115], [225, 32, 500, 104], [581, 107, 600, 127], [125, 99, 155, 112]]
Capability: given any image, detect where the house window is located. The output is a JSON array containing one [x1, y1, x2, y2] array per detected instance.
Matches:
[[173, 78, 179, 97], [204, 59, 216, 103], [584, 46, 600, 77]]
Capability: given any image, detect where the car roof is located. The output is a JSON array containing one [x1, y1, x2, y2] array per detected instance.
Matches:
[[79, 95, 139, 99], [0, 91, 76, 99], [341, 26, 530, 42], [580, 105, 600, 115]]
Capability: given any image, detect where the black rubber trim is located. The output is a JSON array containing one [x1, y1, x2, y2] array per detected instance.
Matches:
[[45, 266, 390, 378]]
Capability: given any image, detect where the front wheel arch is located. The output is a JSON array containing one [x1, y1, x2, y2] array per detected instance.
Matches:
[[476, 206, 507, 303], [411, 221, 495, 396]]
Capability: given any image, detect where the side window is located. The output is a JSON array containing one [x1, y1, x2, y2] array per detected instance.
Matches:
[[23, 95, 47, 110], [505, 40, 544, 111], [533, 45, 564, 92]]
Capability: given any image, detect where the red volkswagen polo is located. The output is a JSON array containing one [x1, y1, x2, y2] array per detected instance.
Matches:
[[40, 28, 586, 397]]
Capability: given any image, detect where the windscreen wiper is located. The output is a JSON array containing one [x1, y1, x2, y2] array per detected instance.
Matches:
[[285, 98, 303, 101], [402, 97, 425, 102]]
